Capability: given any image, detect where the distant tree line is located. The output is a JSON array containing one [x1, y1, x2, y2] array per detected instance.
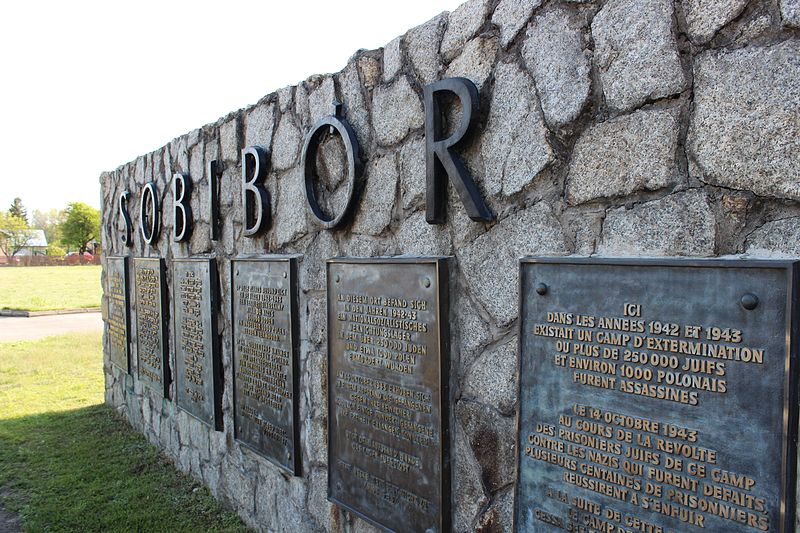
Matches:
[[0, 197, 101, 258]]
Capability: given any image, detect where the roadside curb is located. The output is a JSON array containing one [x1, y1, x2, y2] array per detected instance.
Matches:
[[0, 308, 101, 318]]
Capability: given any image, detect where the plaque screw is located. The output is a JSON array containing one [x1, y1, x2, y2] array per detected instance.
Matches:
[[536, 283, 548, 295], [423, 277, 431, 288], [741, 293, 759, 310], [334, 274, 341, 283], [283, 271, 287, 278]]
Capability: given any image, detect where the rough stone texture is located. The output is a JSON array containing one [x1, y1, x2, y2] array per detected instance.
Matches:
[[746, 218, 800, 256], [522, 7, 590, 128], [480, 62, 553, 196], [99, 3, 800, 532], [492, 0, 543, 48], [598, 190, 716, 256], [593, 0, 687, 113], [567, 108, 680, 205], [371, 76, 424, 146], [683, 0, 749, 43], [441, 0, 492, 61], [688, 42, 800, 200], [382, 36, 403, 82], [445, 35, 499, 90], [460, 203, 567, 326], [783, 0, 800, 27]]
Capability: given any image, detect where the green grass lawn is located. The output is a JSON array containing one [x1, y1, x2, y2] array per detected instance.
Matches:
[[0, 333, 248, 532], [0, 265, 102, 311]]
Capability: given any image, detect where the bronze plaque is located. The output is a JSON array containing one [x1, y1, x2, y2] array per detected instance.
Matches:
[[327, 258, 451, 533], [173, 259, 222, 430], [232, 257, 301, 475], [516, 258, 799, 533], [134, 257, 170, 398], [107, 256, 131, 373]]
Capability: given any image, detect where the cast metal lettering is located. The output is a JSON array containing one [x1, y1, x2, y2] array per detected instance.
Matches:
[[139, 181, 162, 245], [423, 77, 493, 224], [241, 146, 270, 236], [172, 172, 193, 242], [119, 190, 133, 247], [208, 159, 223, 240], [301, 102, 362, 229]]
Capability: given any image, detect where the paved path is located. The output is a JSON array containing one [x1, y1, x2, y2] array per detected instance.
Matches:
[[0, 312, 103, 342]]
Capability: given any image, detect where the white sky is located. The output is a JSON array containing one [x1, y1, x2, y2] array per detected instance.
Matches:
[[0, 0, 464, 218]]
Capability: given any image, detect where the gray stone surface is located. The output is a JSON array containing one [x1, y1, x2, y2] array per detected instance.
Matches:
[[463, 337, 517, 415], [338, 61, 370, 147], [445, 35, 499, 90], [351, 152, 398, 235], [456, 401, 516, 493], [492, 0, 543, 48], [782, 0, 800, 27], [480, 62, 553, 196], [272, 114, 303, 171], [460, 203, 567, 326], [244, 103, 275, 148], [746, 218, 800, 256], [688, 42, 800, 200], [405, 13, 447, 84], [567, 108, 680, 205], [682, 0, 749, 43], [523, 7, 591, 128], [371, 76, 424, 146], [383, 36, 403, 82], [399, 137, 425, 211], [441, 0, 492, 61], [593, 0, 687, 113], [275, 167, 308, 247], [453, 421, 488, 533], [598, 190, 716, 256], [309, 77, 336, 123], [394, 211, 452, 255]]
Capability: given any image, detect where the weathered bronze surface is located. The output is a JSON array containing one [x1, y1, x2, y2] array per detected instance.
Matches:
[[327, 258, 450, 533], [107, 256, 130, 372], [516, 258, 799, 533], [173, 259, 222, 430], [231, 257, 301, 475], [134, 257, 170, 397]]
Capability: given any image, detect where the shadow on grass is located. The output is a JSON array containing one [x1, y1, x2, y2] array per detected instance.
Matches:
[[0, 404, 248, 533]]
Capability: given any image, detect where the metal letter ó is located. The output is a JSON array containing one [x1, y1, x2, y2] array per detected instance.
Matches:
[[139, 181, 162, 245], [172, 172, 193, 242], [423, 77, 493, 224], [119, 190, 133, 247], [301, 102, 362, 229], [241, 146, 270, 237]]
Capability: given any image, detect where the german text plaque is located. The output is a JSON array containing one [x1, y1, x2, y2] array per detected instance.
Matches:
[[173, 258, 222, 430], [107, 256, 131, 373], [327, 258, 450, 533], [134, 257, 170, 397], [232, 257, 300, 475], [516, 258, 798, 533]]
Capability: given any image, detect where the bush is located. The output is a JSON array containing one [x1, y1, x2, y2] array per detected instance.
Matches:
[[46, 245, 66, 256]]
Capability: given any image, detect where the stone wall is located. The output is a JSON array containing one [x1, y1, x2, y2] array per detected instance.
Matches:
[[99, 0, 800, 531]]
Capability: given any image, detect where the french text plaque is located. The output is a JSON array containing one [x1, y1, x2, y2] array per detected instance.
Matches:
[[232, 257, 301, 475], [107, 256, 131, 373], [327, 258, 450, 533], [173, 259, 222, 430], [134, 257, 170, 397], [516, 258, 799, 533]]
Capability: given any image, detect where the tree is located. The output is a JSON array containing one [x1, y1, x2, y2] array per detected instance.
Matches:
[[0, 213, 34, 257], [61, 202, 101, 254], [32, 208, 66, 245], [8, 198, 28, 222]]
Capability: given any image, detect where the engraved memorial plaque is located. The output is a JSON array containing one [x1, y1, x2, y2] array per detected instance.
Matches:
[[173, 258, 222, 430], [516, 258, 799, 533], [327, 258, 450, 533], [232, 257, 301, 474], [107, 256, 131, 373], [134, 257, 170, 397]]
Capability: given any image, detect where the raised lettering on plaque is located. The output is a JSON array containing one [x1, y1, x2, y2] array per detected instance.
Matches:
[[134, 257, 170, 397], [516, 258, 799, 533], [232, 257, 300, 475], [327, 258, 450, 533], [107, 256, 131, 373], [173, 259, 222, 430]]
